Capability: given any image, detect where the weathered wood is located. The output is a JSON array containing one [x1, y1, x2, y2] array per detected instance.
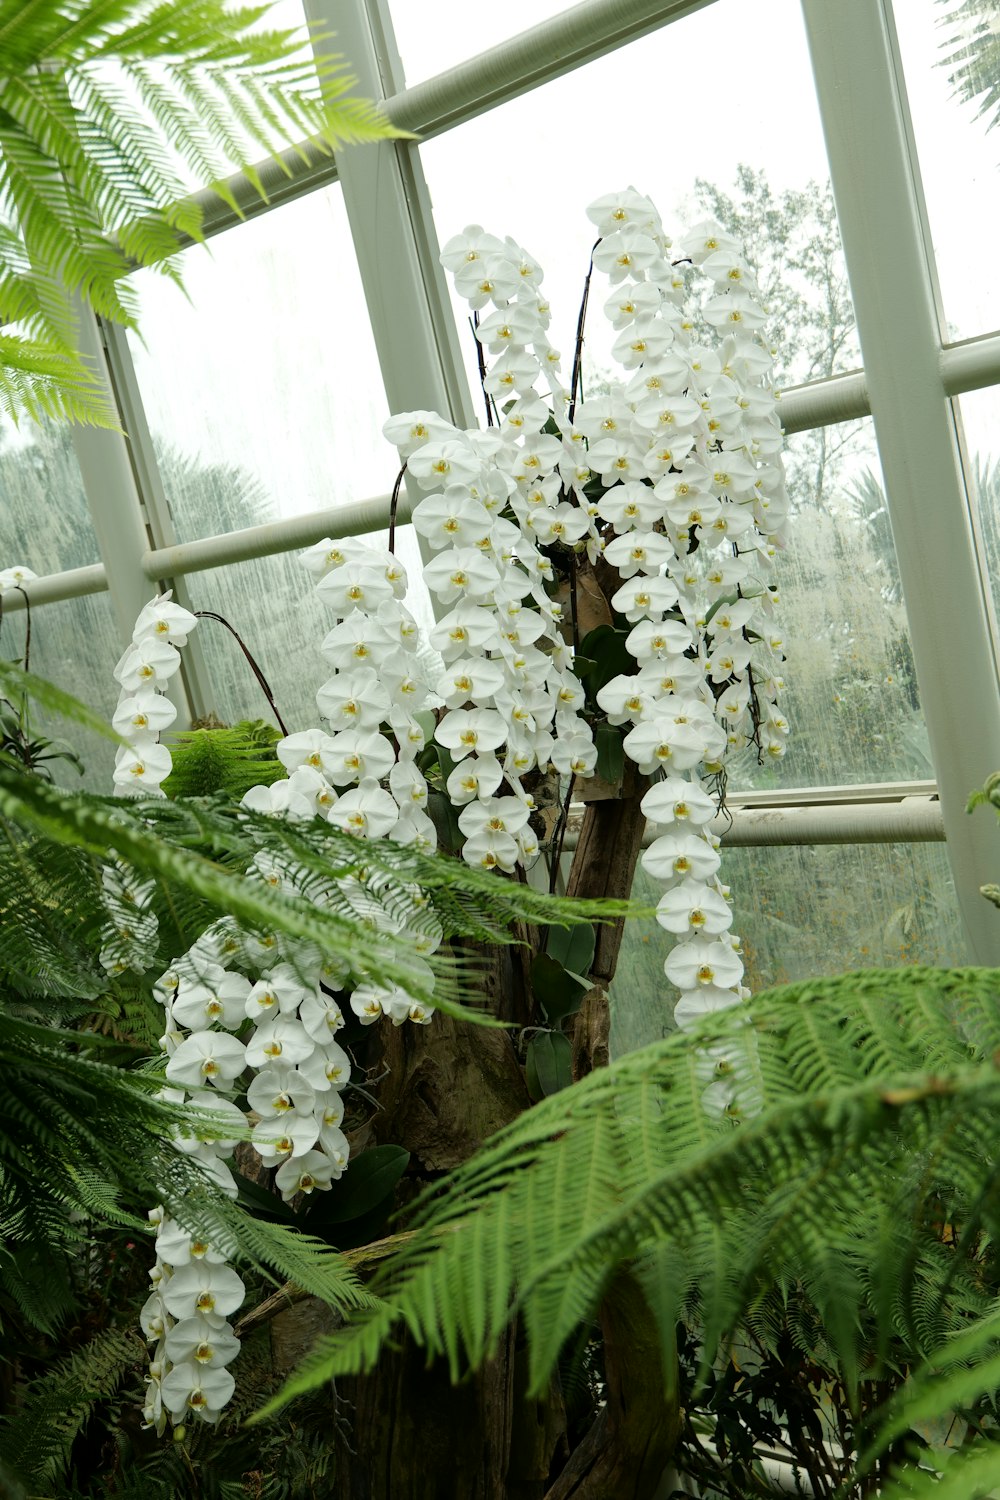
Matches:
[[565, 765, 648, 985], [543, 1272, 682, 1500], [329, 938, 566, 1499], [570, 985, 610, 1083]]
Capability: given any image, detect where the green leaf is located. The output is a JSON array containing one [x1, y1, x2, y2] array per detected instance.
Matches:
[[532, 952, 589, 1024], [233, 1171, 298, 1225], [0, 661, 124, 747], [306, 1146, 410, 1227], [526, 1031, 574, 1099], [426, 788, 464, 853], [546, 922, 596, 978], [594, 723, 625, 784], [577, 625, 632, 699]]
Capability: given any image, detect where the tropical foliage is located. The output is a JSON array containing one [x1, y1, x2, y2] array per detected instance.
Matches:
[[256, 963, 1000, 1495], [0, 662, 628, 1494], [0, 0, 407, 426]]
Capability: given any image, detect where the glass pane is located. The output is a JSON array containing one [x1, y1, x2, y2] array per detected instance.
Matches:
[[954, 387, 1000, 633], [127, 186, 390, 540], [610, 840, 965, 1056], [727, 417, 935, 791], [387, 0, 574, 86], [181, 525, 434, 731], [2, 591, 123, 791], [0, 419, 101, 575], [893, 0, 1000, 340], [418, 0, 861, 403]]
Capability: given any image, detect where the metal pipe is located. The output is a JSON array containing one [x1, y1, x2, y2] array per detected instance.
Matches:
[[143, 494, 402, 580], [563, 796, 945, 850], [383, 0, 716, 139], [0, 564, 108, 611], [183, 0, 719, 242], [942, 329, 1000, 398]]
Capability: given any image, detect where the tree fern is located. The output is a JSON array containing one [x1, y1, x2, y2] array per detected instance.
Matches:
[[161, 719, 284, 800], [0, 0, 411, 426], [0, 759, 631, 1020], [0, 1325, 141, 1486], [255, 967, 1000, 1430]]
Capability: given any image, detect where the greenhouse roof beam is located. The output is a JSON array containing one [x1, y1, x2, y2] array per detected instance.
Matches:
[[179, 0, 717, 245]]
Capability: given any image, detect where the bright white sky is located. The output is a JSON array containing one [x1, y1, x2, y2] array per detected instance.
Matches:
[[126, 0, 1000, 534]]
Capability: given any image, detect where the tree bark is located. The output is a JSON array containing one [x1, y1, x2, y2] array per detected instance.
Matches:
[[543, 1272, 683, 1500], [329, 937, 567, 1500], [327, 569, 672, 1497]]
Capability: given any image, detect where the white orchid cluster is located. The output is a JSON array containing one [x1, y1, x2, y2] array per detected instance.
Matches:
[[387, 239, 603, 874], [579, 193, 788, 1049], [243, 534, 443, 1028], [100, 593, 199, 974], [398, 188, 789, 1050], [139, 900, 354, 1433], [103, 574, 442, 1431]]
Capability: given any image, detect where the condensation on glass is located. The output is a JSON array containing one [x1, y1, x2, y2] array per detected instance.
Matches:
[[610, 840, 965, 1057], [0, 417, 103, 575], [952, 387, 1000, 648], [726, 417, 934, 792], [180, 524, 435, 733], [8, 590, 123, 790]]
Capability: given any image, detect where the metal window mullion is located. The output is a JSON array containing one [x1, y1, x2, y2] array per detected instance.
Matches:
[[100, 320, 215, 722], [303, 0, 474, 432], [67, 306, 160, 641], [67, 304, 199, 732], [800, 0, 1000, 962], [302, 0, 476, 604]]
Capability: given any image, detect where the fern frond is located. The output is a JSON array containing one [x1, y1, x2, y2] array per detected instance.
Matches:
[[0, 0, 408, 424], [877, 1439, 1000, 1500], [162, 719, 283, 800], [0, 1325, 141, 1484], [0, 332, 116, 427], [253, 967, 1000, 1421]]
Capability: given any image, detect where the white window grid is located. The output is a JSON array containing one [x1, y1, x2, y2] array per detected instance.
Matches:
[[3, 0, 996, 956]]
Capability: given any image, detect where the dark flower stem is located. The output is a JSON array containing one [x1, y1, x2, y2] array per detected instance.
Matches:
[[193, 611, 289, 736], [568, 241, 600, 426], [388, 462, 407, 558], [471, 312, 497, 427]]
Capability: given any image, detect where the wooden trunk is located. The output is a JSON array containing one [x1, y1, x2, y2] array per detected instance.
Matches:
[[327, 721, 677, 1498]]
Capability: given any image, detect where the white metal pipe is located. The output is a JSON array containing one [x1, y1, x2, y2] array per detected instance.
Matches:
[[0, 564, 108, 611], [942, 329, 1000, 399], [706, 798, 944, 847], [383, 0, 716, 139], [777, 369, 868, 435], [563, 797, 944, 850], [143, 494, 400, 580], [187, 0, 716, 242], [800, 0, 1000, 962]]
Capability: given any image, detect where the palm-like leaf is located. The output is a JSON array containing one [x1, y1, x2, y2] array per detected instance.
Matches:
[[936, 0, 1000, 134], [0, 0, 409, 425], [255, 964, 1000, 1470]]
